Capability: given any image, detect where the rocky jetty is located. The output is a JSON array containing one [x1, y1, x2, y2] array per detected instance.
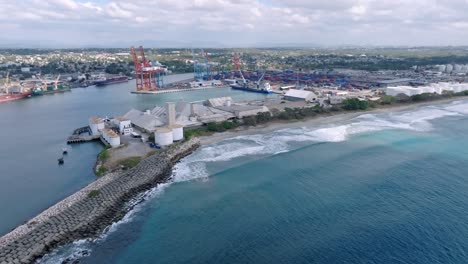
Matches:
[[0, 138, 200, 264]]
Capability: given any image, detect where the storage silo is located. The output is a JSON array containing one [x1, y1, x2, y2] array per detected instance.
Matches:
[[170, 124, 184, 141], [154, 127, 173, 146]]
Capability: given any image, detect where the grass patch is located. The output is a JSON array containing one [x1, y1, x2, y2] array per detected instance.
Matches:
[[185, 127, 209, 139], [96, 166, 108, 176], [118, 157, 142, 169], [88, 190, 100, 198], [98, 148, 110, 161]]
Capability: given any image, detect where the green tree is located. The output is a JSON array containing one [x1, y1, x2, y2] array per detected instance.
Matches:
[[243, 116, 257, 126], [342, 98, 368, 110], [380, 95, 395, 105]]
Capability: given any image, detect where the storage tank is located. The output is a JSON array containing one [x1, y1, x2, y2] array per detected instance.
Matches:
[[154, 127, 173, 146], [170, 124, 184, 141]]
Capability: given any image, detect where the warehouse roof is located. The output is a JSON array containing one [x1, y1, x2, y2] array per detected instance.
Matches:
[[284, 89, 317, 99]]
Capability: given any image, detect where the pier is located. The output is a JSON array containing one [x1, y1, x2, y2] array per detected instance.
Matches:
[[66, 126, 100, 144], [66, 134, 100, 144], [131, 85, 227, 95]]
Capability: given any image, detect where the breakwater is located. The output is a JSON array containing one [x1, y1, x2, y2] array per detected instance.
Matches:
[[0, 138, 200, 264]]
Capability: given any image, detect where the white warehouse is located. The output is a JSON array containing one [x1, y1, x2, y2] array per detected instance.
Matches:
[[284, 89, 318, 102], [386, 82, 468, 97], [113, 116, 133, 135]]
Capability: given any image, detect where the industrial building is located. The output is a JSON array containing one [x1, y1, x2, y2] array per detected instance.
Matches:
[[120, 97, 272, 134], [215, 104, 269, 119], [377, 78, 415, 88], [123, 109, 165, 132], [113, 116, 133, 135], [284, 89, 318, 102], [386, 82, 468, 97]]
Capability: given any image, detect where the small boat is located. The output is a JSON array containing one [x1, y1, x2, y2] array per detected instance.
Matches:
[[58, 157, 64, 165], [62, 147, 68, 155]]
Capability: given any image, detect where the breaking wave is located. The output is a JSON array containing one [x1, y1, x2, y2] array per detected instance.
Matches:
[[172, 100, 468, 182]]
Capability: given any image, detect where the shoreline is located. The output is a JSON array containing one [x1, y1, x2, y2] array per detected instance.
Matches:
[[0, 95, 465, 263], [0, 138, 200, 264], [199, 97, 467, 146]]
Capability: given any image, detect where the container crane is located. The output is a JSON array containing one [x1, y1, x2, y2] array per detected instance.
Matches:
[[54, 74, 60, 90], [3, 72, 10, 93], [130, 46, 164, 91], [201, 49, 212, 80], [192, 49, 204, 81]]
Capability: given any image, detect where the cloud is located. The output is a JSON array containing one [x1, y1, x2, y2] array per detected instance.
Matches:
[[0, 0, 468, 47]]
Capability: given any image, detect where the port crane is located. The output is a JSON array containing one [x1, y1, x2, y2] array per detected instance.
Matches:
[[130, 46, 165, 91], [3, 72, 10, 93], [192, 49, 204, 81], [54, 74, 61, 90]]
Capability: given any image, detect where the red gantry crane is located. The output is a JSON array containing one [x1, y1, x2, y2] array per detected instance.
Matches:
[[130, 46, 165, 91], [233, 52, 241, 72]]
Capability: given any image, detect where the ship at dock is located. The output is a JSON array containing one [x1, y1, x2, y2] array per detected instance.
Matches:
[[94, 75, 129, 86], [230, 82, 272, 94], [32, 75, 71, 96], [228, 71, 272, 94], [0, 73, 32, 103]]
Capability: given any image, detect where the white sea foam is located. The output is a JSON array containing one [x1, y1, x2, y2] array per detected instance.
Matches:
[[444, 101, 468, 114], [38, 183, 170, 264]]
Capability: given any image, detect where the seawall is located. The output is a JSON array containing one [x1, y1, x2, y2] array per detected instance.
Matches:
[[0, 138, 200, 264]]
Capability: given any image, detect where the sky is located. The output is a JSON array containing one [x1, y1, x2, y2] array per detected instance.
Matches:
[[1, 0, 468, 48]]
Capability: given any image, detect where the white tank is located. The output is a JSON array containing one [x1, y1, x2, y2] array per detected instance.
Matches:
[[171, 124, 184, 141], [155, 127, 173, 146]]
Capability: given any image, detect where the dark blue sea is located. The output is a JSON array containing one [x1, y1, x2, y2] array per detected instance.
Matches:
[[40, 99, 468, 264]]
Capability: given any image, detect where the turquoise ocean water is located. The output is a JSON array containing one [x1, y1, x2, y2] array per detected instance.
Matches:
[[40, 99, 468, 264]]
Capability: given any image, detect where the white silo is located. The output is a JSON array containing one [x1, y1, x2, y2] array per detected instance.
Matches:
[[170, 124, 184, 141], [154, 127, 173, 146], [438, 65, 446, 72], [454, 64, 462, 72], [166, 102, 176, 126]]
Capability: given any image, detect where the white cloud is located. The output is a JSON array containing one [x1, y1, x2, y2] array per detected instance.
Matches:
[[0, 0, 467, 46]]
